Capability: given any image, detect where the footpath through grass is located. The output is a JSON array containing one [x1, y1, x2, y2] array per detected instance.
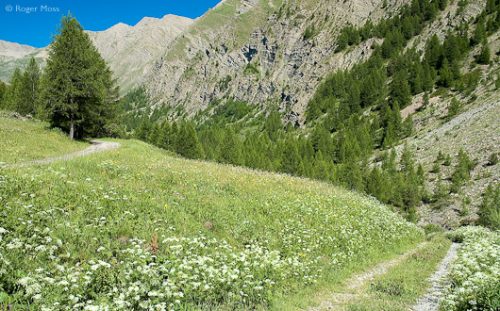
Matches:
[[344, 235, 451, 311], [0, 113, 87, 164], [0, 137, 423, 309]]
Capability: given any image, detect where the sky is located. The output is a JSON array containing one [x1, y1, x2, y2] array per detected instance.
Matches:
[[0, 0, 221, 48]]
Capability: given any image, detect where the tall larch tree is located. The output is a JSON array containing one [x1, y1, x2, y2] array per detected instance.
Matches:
[[40, 14, 118, 139], [4, 68, 23, 111], [18, 57, 40, 115]]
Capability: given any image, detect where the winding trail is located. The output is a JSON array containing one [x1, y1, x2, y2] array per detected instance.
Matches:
[[5, 140, 120, 169], [309, 242, 429, 310], [412, 242, 460, 311]]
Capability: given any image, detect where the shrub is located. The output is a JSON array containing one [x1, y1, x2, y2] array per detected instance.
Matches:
[[487, 152, 498, 166], [441, 227, 500, 311], [478, 184, 500, 230]]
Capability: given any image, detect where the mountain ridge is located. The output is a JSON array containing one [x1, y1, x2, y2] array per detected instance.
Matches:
[[0, 13, 194, 92]]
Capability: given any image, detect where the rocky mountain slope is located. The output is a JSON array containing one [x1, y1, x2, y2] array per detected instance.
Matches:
[[0, 41, 46, 81], [0, 14, 193, 92], [146, 0, 410, 122], [146, 0, 499, 227]]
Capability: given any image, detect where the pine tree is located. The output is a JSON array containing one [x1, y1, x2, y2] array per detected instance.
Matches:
[[425, 35, 443, 69], [4, 68, 23, 111], [471, 20, 486, 46], [476, 44, 491, 65], [17, 57, 40, 115], [40, 14, 118, 139], [390, 71, 412, 107], [422, 63, 435, 92], [0, 81, 6, 109], [221, 128, 244, 165], [478, 184, 500, 230], [450, 148, 474, 193], [402, 115, 414, 137], [438, 58, 453, 87], [366, 166, 385, 201], [447, 97, 461, 120], [281, 140, 301, 175], [178, 122, 205, 159]]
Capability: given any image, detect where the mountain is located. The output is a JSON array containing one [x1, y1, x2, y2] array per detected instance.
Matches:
[[139, 0, 500, 228], [0, 41, 46, 81], [145, 0, 408, 121], [0, 14, 193, 92], [87, 14, 193, 91]]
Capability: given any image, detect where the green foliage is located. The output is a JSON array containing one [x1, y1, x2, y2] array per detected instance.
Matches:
[[446, 97, 461, 120], [443, 154, 452, 166], [456, 69, 481, 95], [478, 184, 500, 230], [0, 130, 424, 309], [0, 80, 6, 109], [476, 44, 491, 65], [244, 62, 260, 75], [17, 57, 40, 115], [303, 25, 318, 40], [40, 14, 118, 139], [487, 152, 498, 166], [3, 68, 23, 111], [431, 162, 441, 174], [433, 175, 450, 208], [177, 122, 205, 159], [450, 148, 474, 193], [0, 115, 87, 164], [441, 227, 499, 311]]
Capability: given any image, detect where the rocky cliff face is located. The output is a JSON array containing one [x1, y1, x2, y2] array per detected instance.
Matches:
[[0, 14, 192, 93], [145, 0, 410, 122]]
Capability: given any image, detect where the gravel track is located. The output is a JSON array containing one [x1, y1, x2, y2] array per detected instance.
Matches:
[[4, 140, 120, 168], [412, 243, 460, 311]]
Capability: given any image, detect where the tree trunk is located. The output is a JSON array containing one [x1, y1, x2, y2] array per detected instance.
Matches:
[[69, 121, 75, 140]]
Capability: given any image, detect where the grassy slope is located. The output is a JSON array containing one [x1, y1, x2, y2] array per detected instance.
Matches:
[[0, 114, 87, 164], [0, 121, 424, 308]]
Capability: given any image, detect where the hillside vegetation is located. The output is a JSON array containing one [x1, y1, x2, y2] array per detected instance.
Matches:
[[0, 117, 423, 309], [0, 112, 86, 165]]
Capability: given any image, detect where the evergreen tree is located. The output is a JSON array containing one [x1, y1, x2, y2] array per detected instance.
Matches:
[[40, 14, 118, 139], [447, 97, 461, 120], [425, 35, 443, 69], [478, 184, 500, 230], [4, 68, 23, 111], [402, 115, 414, 137], [366, 166, 386, 201], [476, 44, 491, 65], [422, 63, 435, 92], [178, 122, 205, 159], [0, 81, 6, 109], [471, 20, 486, 46], [221, 128, 244, 165], [450, 148, 474, 193], [390, 71, 412, 107], [18, 57, 40, 115], [438, 58, 453, 87], [281, 140, 301, 175], [264, 109, 282, 141], [433, 174, 449, 206]]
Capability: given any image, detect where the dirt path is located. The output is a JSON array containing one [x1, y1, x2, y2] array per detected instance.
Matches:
[[5, 140, 120, 168], [309, 242, 428, 310], [412, 243, 459, 311]]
